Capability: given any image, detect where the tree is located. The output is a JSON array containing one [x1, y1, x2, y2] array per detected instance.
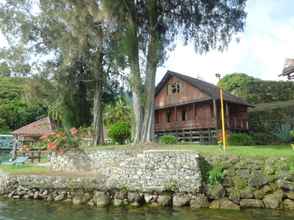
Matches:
[[103, 0, 247, 143], [104, 98, 133, 129], [218, 73, 258, 98], [218, 73, 294, 104], [0, 0, 123, 144], [0, 76, 47, 131]]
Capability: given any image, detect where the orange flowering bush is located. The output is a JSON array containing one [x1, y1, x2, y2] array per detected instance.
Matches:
[[39, 128, 81, 154]]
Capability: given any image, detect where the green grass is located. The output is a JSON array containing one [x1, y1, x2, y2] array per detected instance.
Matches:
[[0, 164, 50, 175], [86, 143, 294, 158]]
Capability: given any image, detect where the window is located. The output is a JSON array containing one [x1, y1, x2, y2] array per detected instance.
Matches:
[[166, 110, 172, 123], [167, 82, 181, 95], [182, 109, 187, 121]]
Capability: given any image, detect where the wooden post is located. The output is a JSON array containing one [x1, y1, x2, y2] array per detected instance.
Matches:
[[225, 103, 230, 129], [213, 100, 218, 129]]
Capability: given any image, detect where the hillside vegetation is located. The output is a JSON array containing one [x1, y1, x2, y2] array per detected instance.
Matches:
[[0, 77, 47, 133], [218, 73, 294, 104]]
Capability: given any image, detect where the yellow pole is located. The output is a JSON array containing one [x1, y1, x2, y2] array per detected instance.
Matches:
[[220, 88, 227, 151]]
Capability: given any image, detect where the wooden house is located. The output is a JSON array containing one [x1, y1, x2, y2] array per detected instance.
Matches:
[[154, 71, 253, 143]]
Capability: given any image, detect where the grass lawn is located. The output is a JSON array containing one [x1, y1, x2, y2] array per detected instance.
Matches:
[[0, 164, 50, 175], [87, 143, 294, 158]]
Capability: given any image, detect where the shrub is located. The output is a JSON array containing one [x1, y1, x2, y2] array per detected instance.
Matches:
[[159, 135, 177, 144], [272, 124, 293, 143], [36, 127, 81, 155], [108, 122, 131, 144], [250, 132, 277, 145], [208, 164, 224, 185], [228, 133, 255, 146]]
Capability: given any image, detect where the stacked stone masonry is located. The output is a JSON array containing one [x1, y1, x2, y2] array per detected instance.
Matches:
[[0, 149, 294, 210]]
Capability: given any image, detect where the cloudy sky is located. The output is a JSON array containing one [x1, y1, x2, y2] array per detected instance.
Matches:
[[1, 0, 294, 84], [157, 0, 294, 84]]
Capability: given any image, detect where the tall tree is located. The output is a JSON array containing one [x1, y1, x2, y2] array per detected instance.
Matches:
[[103, 0, 247, 143], [0, 0, 122, 144]]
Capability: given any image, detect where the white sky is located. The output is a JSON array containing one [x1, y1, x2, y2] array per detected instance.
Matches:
[[1, 0, 294, 85], [157, 0, 294, 84]]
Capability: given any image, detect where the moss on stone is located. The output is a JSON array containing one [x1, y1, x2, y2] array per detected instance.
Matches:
[[232, 176, 247, 190]]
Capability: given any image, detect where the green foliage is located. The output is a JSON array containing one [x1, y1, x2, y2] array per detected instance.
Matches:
[[289, 158, 294, 171], [218, 73, 257, 99], [232, 176, 247, 190], [0, 164, 49, 175], [0, 0, 123, 140], [104, 98, 133, 128], [159, 135, 177, 144], [36, 128, 80, 154], [250, 132, 277, 145], [0, 118, 10, 133], [228, 133, 255, 146], [0, 76, 47, 132], [164, 180, 178, 192], [272, 124, 293, 143], [208, 164, 224, 185], [249, 101, 294, 143], [198, 157, 212, 183], [108, 122, 131, 144], [218, 73, 294, 104]]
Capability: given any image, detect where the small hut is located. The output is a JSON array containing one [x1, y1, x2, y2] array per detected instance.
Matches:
[[281, 58, 294, 80], [12, 117, 54, 142]]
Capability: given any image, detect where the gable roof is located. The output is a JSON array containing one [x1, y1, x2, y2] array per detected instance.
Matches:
[[12, 117, 53, 137], [156, 71, 253, 107]]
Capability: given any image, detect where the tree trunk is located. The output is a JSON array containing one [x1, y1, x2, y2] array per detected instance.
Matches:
[[92, 54, 104, 145], [125, 14, 145, 144], [129, 62, 144, 144], [141, 33, 159, 143], [141, 0, 159, 143]]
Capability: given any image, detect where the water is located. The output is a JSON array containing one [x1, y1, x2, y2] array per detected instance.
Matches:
[[1, 199, 294, 220]]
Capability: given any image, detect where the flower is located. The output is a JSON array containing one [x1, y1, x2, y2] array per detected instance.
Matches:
[[47, 142, 57, 151], [70, 127, 78, 136]]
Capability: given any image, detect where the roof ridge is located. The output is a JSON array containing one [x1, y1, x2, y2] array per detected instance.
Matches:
[[167, 70, 218, 87], [156, 70, 253, 107]]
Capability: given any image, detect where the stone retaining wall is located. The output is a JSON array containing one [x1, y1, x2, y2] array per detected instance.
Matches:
[[203, 155, 294, 210], [0, 149, 294, 210], [49, 150, 202, 193]]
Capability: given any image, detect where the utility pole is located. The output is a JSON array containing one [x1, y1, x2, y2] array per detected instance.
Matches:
[[215, 73, 227, 152]]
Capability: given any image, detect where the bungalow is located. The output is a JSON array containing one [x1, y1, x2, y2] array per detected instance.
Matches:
[[154, 71, 253, 143]]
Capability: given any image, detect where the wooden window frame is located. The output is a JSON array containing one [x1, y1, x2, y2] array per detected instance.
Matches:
[[166, 110, 172, 123], [181, 109, 187, 121]]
